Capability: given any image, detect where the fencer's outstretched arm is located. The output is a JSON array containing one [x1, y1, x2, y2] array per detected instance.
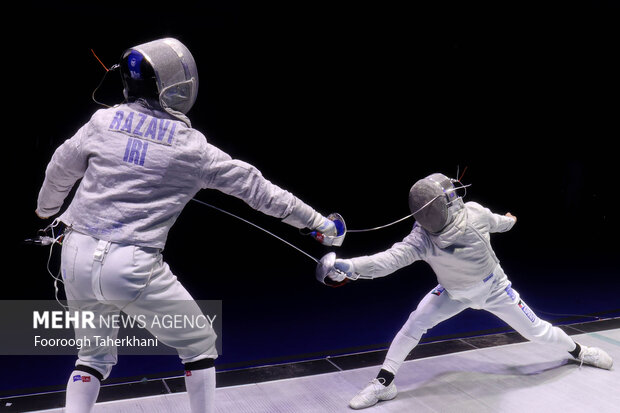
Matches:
[[36, 116, 335, 242], [334, 230, 427, 280], [200, 141, 333, 232]]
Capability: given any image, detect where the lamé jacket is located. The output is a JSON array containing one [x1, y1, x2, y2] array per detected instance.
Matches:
[[37, 102, 323, 249], [350, 202, 516, 300]]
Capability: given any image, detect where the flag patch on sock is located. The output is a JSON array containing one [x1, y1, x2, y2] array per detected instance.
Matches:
[[72, 375, 91, 383], [185, 370, 192, 377], [431, 285, 445, 296]]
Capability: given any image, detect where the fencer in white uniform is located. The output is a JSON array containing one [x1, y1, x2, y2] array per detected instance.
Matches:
[[36, 38, 340, 413], [322, 173, 613, 410]]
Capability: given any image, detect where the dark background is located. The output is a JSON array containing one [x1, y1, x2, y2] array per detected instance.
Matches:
[[2, 1, 619, 394]]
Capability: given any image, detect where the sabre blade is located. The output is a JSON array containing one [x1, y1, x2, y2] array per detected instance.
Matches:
[[190, 198, 319, 264]]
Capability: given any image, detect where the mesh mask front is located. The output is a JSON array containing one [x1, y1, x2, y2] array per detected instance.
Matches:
[[409, 173, 460, 233]]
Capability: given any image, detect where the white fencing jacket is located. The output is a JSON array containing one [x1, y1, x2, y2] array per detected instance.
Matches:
[[37, 102, 324, 248], [350, 202, 516, 300]]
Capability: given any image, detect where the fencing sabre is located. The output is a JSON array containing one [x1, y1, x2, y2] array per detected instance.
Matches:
[[189, 198, 410, 285]]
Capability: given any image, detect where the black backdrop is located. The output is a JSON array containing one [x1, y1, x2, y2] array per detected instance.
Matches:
[[2, 1, 619, 392]]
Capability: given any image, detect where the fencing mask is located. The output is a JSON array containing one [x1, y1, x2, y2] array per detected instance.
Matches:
[[408, 173, 465, 233], [121, 38, 198, 125]]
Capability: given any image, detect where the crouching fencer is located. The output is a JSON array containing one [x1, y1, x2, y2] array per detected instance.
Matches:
[[319, 173, 613, 410], [35, 38, 341, 413]]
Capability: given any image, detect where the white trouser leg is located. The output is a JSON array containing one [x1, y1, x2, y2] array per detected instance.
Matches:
[[61, 230, 218, 386], [382, 286, 469, 374], [62, 231, 119, 380], [483, 282, 575, 352], [121, 262, 218, 364]]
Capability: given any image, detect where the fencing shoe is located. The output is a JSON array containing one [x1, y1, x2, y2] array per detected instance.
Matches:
[[349, 378, 397, 409], [576, 345, 613, 370]]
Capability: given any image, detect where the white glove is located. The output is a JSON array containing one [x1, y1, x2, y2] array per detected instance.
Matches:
[[316, 253, 351, 287], [311, 213, 346, 246], [326, 268, 347, 283], [315, 218, 336, 236], [333, 259, 355, 280], [317, 253, 367, 287], [327, 259, 362, 286]]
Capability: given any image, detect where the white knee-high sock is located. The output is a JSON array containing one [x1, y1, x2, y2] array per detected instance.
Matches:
[[65, 370, 100, 413], [185, 366, 215, 413]]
